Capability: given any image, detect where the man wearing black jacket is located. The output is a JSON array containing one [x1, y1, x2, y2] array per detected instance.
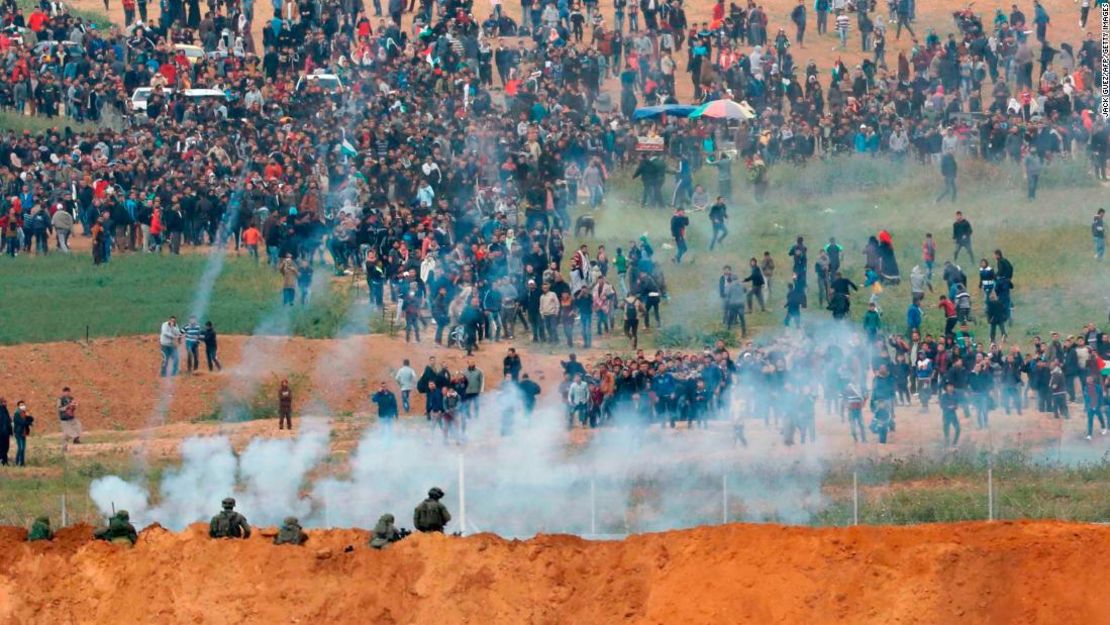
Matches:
[[503, 348, 522, 382], [742, 257, 767, 312], [164, 203, 184, 255], [0, 398, 11, 465], [952, 211, 974, 261], [790, 0, 806, 44], [518, 374, 542, 419], [670, 207, 689, 264]]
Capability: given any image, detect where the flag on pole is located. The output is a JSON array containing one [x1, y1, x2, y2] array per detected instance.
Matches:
[[340, 138, 358, 158]]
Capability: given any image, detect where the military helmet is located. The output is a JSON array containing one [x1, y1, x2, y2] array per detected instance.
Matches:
[[117, 510, 129, 520], [283, 516, 299, 526], [428, 487, 445, 500], [35, 515, 50, 524], [222, 497, 236, 509], [381, 513, 395, 524]]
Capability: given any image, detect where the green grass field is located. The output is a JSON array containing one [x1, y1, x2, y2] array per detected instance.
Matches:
[[0, 111, 101, 134], [0, 155, 1105, 346], [0, 252, 356, 344], [570, 154, 1110, 347]]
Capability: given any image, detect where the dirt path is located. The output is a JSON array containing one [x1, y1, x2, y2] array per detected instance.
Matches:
[[0, 334, 568, 433], [1, 333, 1097, 473]]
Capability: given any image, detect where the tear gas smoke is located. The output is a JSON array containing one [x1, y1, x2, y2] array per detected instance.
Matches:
[[91, 386, 832, 535]]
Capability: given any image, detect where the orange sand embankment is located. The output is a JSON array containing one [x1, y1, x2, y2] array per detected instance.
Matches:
[[1, 520, 1108, 624]]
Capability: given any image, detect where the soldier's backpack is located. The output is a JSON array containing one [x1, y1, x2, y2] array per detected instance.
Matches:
[[414, 502, 441, 531], [211, 511, 233, 538]]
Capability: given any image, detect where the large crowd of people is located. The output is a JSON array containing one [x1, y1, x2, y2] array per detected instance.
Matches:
[[0, 0, 1103, 268], [0, 0, 1106, 458]]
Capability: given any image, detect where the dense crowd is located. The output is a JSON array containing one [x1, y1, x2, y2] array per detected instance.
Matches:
[[0, 0, 1106, 446], [538, 321, 1110, 444], [357, 313, 1110, 449], [0, 0, 1103, 272]]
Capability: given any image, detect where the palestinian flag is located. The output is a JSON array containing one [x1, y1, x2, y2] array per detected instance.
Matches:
[[340, 138, 358, 158]]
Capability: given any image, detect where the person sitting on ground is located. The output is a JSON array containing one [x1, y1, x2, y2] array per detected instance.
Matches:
[[209, 497, 252, 539], [94, 510, 138, 545], [369, 513, 405, 549], [273, 517, 308, 545]]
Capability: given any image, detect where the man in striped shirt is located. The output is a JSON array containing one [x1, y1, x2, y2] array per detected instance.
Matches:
[[835, 10, 851, 48], [183, 316, 202, 374]]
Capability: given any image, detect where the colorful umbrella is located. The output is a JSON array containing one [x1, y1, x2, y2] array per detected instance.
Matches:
[[690, 99, 755, 120]]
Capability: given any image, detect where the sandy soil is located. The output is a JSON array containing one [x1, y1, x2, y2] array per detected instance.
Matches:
[[0, 335, 567, 434], [2, 333, 1097, 471], [0, 520, 1106, 624]]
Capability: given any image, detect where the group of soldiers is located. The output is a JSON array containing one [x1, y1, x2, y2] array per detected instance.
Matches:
[[24, 488, 453, 550]]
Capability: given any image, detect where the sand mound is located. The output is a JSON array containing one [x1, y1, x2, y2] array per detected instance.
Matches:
[[1, 521, 1107, 624]]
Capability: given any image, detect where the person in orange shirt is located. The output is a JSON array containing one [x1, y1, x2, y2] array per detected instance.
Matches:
[[263, 159, 283, 180], [242, 223, 262, 263]]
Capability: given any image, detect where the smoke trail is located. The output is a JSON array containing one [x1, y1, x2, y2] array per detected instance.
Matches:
[[139, 137, 258, 438], [212, 306, 294, 424]]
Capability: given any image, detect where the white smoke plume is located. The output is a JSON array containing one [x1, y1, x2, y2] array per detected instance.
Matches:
[[90, 387, 832, 535], [91, 419, 330, 530]]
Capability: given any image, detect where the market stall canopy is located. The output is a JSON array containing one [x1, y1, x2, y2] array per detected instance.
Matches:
[[631, 104, 698, 120]]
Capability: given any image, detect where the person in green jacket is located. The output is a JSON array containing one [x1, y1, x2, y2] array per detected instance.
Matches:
[[369, 514, 405, 549], [27, 516, 53, 541], [273, 517, 308, 545], [863, 302, 882, 341], [614, 247, 628, 296]]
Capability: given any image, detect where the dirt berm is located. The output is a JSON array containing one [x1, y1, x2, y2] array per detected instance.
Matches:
[[0, 521, 1106, 624]]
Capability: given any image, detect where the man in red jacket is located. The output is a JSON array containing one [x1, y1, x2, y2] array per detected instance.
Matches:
[[938, 295, 957, 336]]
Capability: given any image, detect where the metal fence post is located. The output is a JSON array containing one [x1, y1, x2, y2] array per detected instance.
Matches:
[[722, 473, 728, 524], [589, 478, 597, 535], [458, 451, 467, 535], [852, 471, 859, 526], [987, 455, 994, 522]]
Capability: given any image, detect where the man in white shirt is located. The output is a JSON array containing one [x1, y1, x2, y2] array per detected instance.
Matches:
[[566, 374, 590, 428], [159, 316, 183, 377], [394, 359, 417, 414]]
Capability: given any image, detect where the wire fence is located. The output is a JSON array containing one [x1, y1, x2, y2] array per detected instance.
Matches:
[[3, 434, 1109, 534]]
